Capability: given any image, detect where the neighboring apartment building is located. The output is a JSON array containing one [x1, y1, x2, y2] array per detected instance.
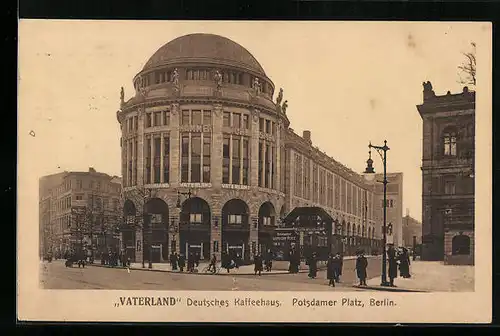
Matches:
[[39, 168, 122, 256], [402, 210, 422, 248], [417, 82, 475, 265]]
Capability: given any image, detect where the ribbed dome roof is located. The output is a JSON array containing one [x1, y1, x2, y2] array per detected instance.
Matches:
[[142, 33, 266, 75]]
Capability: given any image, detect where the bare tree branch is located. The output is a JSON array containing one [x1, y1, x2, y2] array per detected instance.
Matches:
[[457, 41, 476, 87]]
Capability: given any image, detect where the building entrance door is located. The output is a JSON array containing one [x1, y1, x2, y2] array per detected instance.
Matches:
[[186, 243, 204, 260], [151, 245, 162, 263], [227, 244, 245, 261]]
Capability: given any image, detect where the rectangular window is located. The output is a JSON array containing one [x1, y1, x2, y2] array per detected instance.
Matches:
[[154, 112, 162, 127], [181, 110, 190, 125], [134, 116, 138, 130], [203, 136, 211, 183], [223, 112, 231, 127], [145, 138, 151, 184], [97, 182, 101, 190], [242, 138, 249, 185], [271, 146, 276, 189], [445, 181, 456, 194], [181, 134, 189, 183], [222, 135, 230, 184], [154, 137, 161, 183], [259, 118, 265, 132], [294, 154, 302, 197], [134, 140, 138, 184], [264, 143, 270, 188], [76, 195, 83, 201], [232, 138, 241, 184], [191, 135, 201, 183], [76, 180, 82, 190], [192, 110, 202, 125], [190, 213, 202, 223], [258, 142, 263, 187], [228, 214, 242, 224], [163, 110, 170, 126], [242, 114, 249, 129], [146, 113, 152, 128], [233, 113, 241, 128], [203, 110, 212, 126], [265, 120, 271, 134]]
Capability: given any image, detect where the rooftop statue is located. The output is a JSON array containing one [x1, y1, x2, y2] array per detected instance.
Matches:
[[214, 70, 223, 90], [120, 87, 125, 104], [282, 100, 288, 114], [276, 88, 283, 106], [172, 68, 180, 88]]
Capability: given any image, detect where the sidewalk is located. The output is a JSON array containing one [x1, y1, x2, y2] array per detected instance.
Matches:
[[356, 260, 474, 292], [89, 255, 377, 276]]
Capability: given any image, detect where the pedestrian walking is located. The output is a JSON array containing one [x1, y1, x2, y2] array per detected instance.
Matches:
[[355, 250, 368, 286], [387, 245, 398, 286], [187, 252, 195, 272], [178, 253, 186, 272], [254, 254, 263, 276], [307, 252, 318, 279], [208, 254, 217, 273], [326, 254, 336, 287]]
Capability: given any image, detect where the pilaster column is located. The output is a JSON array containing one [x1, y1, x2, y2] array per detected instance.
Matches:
[[136, 220, 144, 264], [212, 104, 223, 189], [210, 213, 222, 261], [160, 134, 165, 183], [136, 106, 145, 186], [249, 216, 258, 259], [251, 109, 260, 187], [170, 103, 180, 187]]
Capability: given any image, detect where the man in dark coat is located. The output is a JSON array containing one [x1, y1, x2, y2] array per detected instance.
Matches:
[[326, 254, 336, 287], [265, 249, 273, 272], [355, 251, 368, 286], [178, 253, 186, 272], [387, 245, 398, 286], [254, 254, 263, 276], [334, 253, 343, 283], [307, 252, 318, 279]]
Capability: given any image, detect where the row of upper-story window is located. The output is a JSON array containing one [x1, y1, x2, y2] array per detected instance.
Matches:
[[122, 131, 282, 189], [293, 152, 375, 220], [440, 125, 474, 158], [429, 174, 474, 195], [125, 109, 278, 135], [135, 68, 273, 95]]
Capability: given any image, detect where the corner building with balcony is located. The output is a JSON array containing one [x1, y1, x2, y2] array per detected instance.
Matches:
[[117, 33, 400, 264]]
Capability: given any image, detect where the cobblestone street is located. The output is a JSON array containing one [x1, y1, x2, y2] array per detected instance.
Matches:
[[39, 257, 382, 291]]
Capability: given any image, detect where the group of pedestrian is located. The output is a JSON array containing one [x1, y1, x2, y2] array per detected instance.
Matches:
[[387, 245, 412, 286], [169, 252, 202, 273], [221, 252, 240, 273], [326, 253, 344, 287]]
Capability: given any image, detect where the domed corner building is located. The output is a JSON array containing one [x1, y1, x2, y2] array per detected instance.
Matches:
[[117, 33, 400, 265], [116, 33, 290, 264]]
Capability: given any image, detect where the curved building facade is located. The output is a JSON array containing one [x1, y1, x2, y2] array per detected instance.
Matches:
[[117, 33, 398, 264]]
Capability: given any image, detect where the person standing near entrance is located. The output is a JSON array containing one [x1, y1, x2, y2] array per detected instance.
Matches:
[[254, 254, 263, 276], [398, 247, 411, 278], [355, 250, 368, 286], [307, 252, 318, 279], [326, 254, 336, 287], [387, 245, 398, 286]]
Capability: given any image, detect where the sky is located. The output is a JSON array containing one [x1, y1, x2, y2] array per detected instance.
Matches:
[[18, 20, 490, 222]]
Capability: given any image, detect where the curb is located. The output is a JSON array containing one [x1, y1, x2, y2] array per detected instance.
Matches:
[[87, 263, 295, 276], [352, 285, 427, 293]]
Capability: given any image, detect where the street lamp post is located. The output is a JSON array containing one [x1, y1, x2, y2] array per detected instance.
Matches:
[[363, 140, 391, 287], [176, 190, 192, 256]]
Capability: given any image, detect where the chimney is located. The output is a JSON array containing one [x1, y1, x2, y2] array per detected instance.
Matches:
[[89, 167, 96, 173], [303, 130, 312, 143]]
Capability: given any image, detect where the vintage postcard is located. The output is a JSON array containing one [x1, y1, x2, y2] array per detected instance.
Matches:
[[18, 20, 492, 323]]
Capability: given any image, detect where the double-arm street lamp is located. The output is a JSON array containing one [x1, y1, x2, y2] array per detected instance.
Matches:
[[363, 140, 390, 287]]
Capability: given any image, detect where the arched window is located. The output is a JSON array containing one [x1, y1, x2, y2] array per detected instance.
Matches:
[[443, 128, 457, 156], [452, 234, 471, 255]]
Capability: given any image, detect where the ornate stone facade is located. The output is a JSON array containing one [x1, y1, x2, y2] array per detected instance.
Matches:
[[117, 33, 396, 264], [417, 84, 475, 265]]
